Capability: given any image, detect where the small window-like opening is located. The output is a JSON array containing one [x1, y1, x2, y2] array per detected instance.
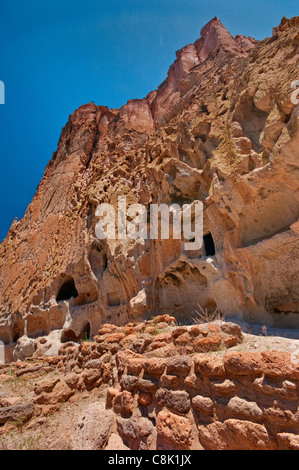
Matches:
[[201, 104, 209, 114], [61, 323, 91, 344], [80, 322, 90, 341], [203, 233, 215, 256], [61, 329, 78, 343], [56, 278, 78, 302], [13, 333, 20, 343]]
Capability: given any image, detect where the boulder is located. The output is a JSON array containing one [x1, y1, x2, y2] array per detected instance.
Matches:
[[71, 402, 114, 450]]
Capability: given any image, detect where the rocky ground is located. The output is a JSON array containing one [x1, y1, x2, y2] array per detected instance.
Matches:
[[0, 315, 298, 450]]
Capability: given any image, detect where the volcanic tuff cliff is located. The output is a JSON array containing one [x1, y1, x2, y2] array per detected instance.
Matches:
[[0, 17, 299, 359]]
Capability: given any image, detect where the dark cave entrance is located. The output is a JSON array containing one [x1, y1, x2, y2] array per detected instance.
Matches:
[[61, 322, 91, 344], [203, 233, 215, 256], [80, 322, 91, 341], [56, 278, 78, 302]]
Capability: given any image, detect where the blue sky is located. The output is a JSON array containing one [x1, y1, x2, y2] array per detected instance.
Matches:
[[0, 0, 298, 241]]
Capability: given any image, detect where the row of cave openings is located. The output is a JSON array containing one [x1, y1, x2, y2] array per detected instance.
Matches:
[[2, 233, 216, 347], [55, 232, 215, 304]]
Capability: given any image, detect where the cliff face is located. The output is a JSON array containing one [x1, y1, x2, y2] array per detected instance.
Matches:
[[0, 17, 299, 358]]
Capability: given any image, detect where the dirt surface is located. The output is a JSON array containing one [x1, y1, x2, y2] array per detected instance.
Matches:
[[0, 369, 107, 450], [186, 318, 299, 356]]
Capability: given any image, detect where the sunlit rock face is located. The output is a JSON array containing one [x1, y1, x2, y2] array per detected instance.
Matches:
[[0, 16, 299, 357]]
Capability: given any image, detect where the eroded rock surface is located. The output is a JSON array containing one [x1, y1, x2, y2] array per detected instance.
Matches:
[[0, 16, 299, 358]]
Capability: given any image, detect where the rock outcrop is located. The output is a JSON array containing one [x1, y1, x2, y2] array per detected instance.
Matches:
[[0, 16, 299, 359]]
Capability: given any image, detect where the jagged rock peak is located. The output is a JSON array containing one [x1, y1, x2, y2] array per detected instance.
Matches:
[[273, 16, 299, 35], [175, 17, 257, 68], [194, 16, 257, 60]]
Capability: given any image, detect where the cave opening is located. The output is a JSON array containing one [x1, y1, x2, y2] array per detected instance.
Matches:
[[13, 333, 20, 343], [60, 322, 91, 344], [56, 278, 78, 302], [201, 103, 209, 114], [203, 233, 215, 256], [61, 329, 78, 343], [80, 322, 91, 341]]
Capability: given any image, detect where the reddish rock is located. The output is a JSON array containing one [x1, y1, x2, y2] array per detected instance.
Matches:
[[143, 358, 166, 375], [207, 324, 219, 333], [154, 314, 176, 324], [102, 362, 112, 383], [173, 332, 191, 346], [263, 406, 299, 427], [147, 341, 168, 352], [192, 395, 214, 413], [64, 373, 79, 389], [105, 332, 125, 343], [138, 377, 158, 392], [194, 355, 226, 377], [90, 350, 101, 359], [115, 350, 143, 373], [144, 326, 156, 335], [151, 332, 173, 344], [184, 373, 205, 390], [225, 396, 263, 420], [156, 411, 193, 449], [0, 396, 23, 407], [98, 324, 120, 335], [223, 352, 262, 376], [172, 326, 188, 338], [41, 404, 60, 416], [160, 374, 181, 388], [82, 368, 102, 388], [209, 379, 237, 397], [80, 343, 92, 357], [34, 376, 60, 395], [224, 335, 241, 348], [126, 358, 144, 376], [106, 387, 119, 409], [189, 326, 202, 337], [105, 433, 130, 450], [193, 334, 222, 352], [198, 419, 277, 450], [138, 391, 152, 406], [123, 326, 134, 336], [166, 355, 192, 375], [34, 380, 75, 405], [200, 329, 209, 337], [260, 351, 294, 377], [220, 323, 243, 338], [69, 393, 81, 405], [114, 391, 134, 415]]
